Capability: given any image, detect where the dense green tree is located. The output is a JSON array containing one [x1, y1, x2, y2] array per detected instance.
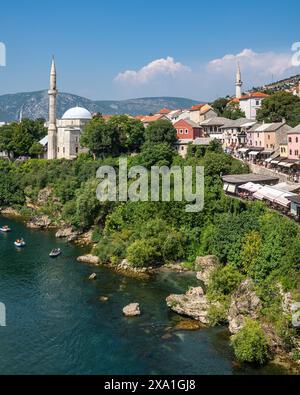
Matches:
[[107, 115, 145, 152], [257, 91, 300, 127], [80, 117, 119, 159], [29, 142, 44, 158], [208, 264, 244, 297], [145, 119, 177, 145], [0, 119, 46, 158], [240, 231, 262, 275], [127, 239, 159, 267], [223, 102, 246, 120], [231, 319, 270, 365], [212, 97, 230, 116], [137, 142, 175, 168]]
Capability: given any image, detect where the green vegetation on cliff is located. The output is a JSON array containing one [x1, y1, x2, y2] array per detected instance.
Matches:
[[1, 116, 300, 366]]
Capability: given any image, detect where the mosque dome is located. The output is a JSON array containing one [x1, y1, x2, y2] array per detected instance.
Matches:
[[62, 107, 92, 120]]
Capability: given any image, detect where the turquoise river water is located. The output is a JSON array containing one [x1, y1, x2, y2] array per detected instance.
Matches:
[[0, 217, 287, 375]]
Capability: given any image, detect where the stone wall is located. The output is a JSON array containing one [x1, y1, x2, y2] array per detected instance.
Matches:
[[248, 163, 290, 183]]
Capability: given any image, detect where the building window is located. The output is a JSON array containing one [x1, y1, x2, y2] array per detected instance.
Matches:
[[179, 129, 183, 134], [259, 141, 262, 146], [295, 150, 299, 156], [289, 137, 292, 143], [76, 147, 79, 153], [290, 150, 293, 155], [185, 129, 189, 134], [297, 137, 299, 143], [256, 100, 260, 106], [268, 135, 270, 140], [255, 141, 258, 146], [57, 147, 59, 153], [181, 146, 184, 151], [257, 133, 259, 138], [63, 147, 65, 154], [266, 144, 269, 148]]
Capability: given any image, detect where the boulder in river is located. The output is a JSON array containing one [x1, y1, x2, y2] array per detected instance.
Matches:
[[0, 207, 21, 217], [123, 303, 141, 317], [195, 256, 220, 286], [166, 287, 210, 325], [99, 296, 109, 303], [228, 279, 261, 334], [27, 215, 52, 229], [55, 227, 81, 242], [77, 255, 100, 266]]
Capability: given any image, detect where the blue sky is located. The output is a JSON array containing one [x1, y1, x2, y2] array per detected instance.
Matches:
[[1, 0, 300, 101]]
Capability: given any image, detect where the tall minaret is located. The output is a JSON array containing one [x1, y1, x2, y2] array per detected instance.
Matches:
[[235, 62, 243, 99], [19, 105, 23, 123], [48, 56, 58, 159]]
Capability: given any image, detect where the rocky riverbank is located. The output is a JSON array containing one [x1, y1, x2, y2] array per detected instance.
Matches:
[[165, 255, 300, 370], [0, 205, 94, 246]]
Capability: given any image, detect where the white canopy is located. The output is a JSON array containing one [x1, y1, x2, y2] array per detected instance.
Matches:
[[264, 157, 273, 163], [253, 185, 296, 207], [238, 182, 262, 193], [248, 151, 260, 156], [279, 162, 298, 168]]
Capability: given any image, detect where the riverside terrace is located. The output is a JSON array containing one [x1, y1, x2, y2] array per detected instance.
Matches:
[[222, 173, 300, 222], [222, 174, 280, 195]]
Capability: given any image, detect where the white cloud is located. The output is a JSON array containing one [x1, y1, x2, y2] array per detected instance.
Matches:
[[114, 56, 191, 84], [208, 48, 294, 76]]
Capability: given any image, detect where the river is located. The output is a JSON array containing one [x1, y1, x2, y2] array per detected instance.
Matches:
[[0, 217, 287, 375]]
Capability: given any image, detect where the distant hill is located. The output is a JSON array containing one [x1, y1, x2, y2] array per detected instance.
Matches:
[[0, 90, 200, 122], [252, 74, 300, 94]]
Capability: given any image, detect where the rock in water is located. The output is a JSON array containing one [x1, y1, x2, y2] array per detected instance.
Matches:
[[99, 296, 109, 302], [123, 303, 141, 317], [173, 319, 203, 331], [55, 227, 80, 241], [195, 256, 220, 286], [166, 287, 210, 324], [77, 255, 100, 266], [27, 215, 52, 229], [228, 279, 261, 334], [89, 273, 97, 281]]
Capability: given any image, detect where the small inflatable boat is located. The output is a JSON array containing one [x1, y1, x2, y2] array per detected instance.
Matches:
[[0, 226, 11, 232], [14, 239, 26, 248], [49, 248, 61, 258]]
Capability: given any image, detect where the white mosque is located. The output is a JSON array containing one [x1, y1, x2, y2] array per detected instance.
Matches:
[[46, 58, 92, 160]]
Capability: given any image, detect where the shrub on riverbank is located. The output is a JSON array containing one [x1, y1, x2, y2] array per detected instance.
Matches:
[[231, 319, 270, 365]]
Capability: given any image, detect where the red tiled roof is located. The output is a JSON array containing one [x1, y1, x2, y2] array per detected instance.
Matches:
[[190, 104, 206, 111], [102, 115, 114, 120], [157, 108, 171, 114], [239, 92, 269, 101], [142, 114, 165, 123]]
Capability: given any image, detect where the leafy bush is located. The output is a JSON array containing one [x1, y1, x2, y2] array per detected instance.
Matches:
[[208, 264, 244, 297], [127, 239, 159, 268], [162, 232, 185, 262], [207, 299, 229, 326], [231, 319, 270, 365]]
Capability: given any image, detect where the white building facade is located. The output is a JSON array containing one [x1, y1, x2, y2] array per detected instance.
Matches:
[[47, 58, 92, 160]]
